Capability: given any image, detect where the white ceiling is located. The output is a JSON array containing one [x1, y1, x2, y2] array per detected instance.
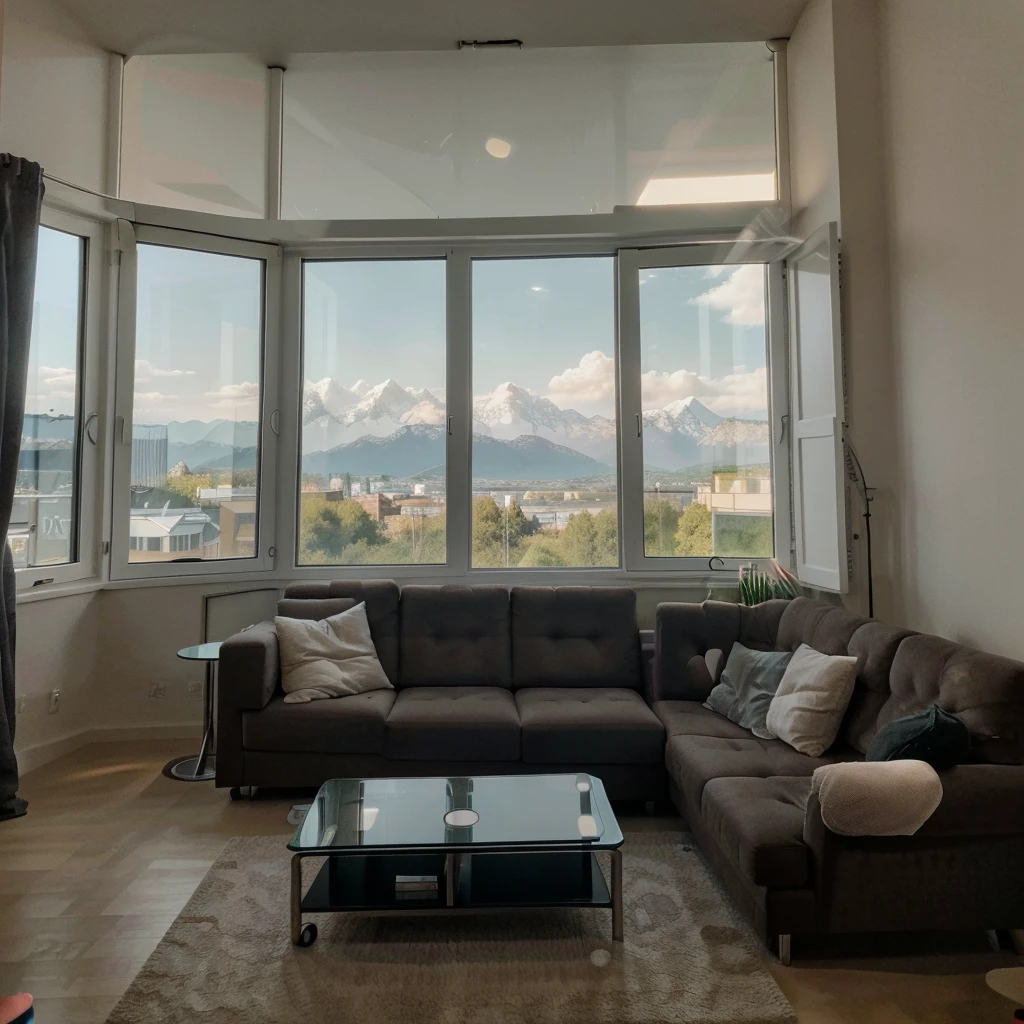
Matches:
[[59, 0, 808, 63]]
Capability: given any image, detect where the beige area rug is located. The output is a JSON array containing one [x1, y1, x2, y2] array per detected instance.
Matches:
[[107, 832, 795, 1024]]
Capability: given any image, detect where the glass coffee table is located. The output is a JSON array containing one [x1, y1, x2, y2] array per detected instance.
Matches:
[[287, 774, 624, 947]]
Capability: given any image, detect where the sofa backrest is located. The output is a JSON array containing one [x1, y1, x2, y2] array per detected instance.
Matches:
[[276, 596, 355, 620], [881, 635, 1024, 765], [281, 579, 401, 685], [510, 586, 640, 689], [399, 585, 511, 688]]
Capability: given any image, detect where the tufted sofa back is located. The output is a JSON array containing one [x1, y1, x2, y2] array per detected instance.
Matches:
[[510, 586, 640, 690], [399, 585, 511, 688]]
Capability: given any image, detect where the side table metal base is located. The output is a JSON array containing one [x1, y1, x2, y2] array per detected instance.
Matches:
[[168, 755, 216, 782]]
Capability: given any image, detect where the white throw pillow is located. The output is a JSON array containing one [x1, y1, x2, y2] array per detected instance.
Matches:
[[765, 643, 858, 756], [276, 603, 393, 704], [811, 760, 943, 836]]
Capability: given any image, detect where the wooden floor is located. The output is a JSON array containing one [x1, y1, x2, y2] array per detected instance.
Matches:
[[0, 740, 1018, 1024]]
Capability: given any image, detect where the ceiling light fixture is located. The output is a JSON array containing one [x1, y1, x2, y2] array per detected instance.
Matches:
[[485, 137, 513, 160]]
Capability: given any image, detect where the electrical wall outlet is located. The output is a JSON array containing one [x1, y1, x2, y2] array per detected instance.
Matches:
[[48, 689, 60, 714], [15, 695, 26, 715], [149, 683, 166, 700], [187, 680, 203, 699]]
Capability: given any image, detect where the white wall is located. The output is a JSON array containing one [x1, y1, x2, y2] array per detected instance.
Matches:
[[881, 0, 1024, 655], [786, 0, 899, 621], [0, 0, 111, 190]]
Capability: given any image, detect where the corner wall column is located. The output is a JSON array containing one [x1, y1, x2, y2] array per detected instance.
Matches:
[[266, 66, 285, 219]]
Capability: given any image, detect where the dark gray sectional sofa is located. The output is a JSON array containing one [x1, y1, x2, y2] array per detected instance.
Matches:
[[217, 581, 666, 801], [217, 581, 1024, 960]]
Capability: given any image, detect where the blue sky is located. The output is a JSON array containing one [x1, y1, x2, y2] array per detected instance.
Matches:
[[28, 236, 769, 424]]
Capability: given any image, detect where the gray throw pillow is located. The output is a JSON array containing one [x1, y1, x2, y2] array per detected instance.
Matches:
[[704, 642, 793, 739]]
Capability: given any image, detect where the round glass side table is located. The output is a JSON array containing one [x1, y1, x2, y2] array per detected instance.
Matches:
[[168, 642, 222, 782]]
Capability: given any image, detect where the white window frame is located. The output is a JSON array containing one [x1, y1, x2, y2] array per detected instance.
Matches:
[[15, 208, 107, 592], [617, 243, 790, 574], [109, 223, 282, 581]]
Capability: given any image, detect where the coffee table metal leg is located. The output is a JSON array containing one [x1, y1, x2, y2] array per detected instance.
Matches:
[[611, 849, 623, 942], [291, 854, 303, 944]]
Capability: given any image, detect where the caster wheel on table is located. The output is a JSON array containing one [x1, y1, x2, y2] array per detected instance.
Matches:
[[296, 923, 318, 947], [229, 787, 242, 801]]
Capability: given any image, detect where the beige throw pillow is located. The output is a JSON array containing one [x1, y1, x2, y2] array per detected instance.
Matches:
[[765, 643, 858, 756], [276, 603, 392, 704], [811, 760, 943, 836]]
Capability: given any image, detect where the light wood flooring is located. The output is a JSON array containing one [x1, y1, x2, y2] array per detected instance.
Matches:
[[0, 740, 1019, 1024]]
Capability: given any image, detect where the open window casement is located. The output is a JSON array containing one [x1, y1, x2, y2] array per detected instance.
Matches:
[[785, 222, 848, 593]]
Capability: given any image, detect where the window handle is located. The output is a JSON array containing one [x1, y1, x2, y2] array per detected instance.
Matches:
[[84, 412, 99, 445], [636, 413, 642, 438], [778, 413, 789, 444], [447, 416, 453, 436], [116, 415, 132, 447], [270, 409, 280, 435]]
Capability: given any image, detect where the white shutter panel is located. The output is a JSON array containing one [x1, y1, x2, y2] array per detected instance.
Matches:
[[787, 223, 848, 593]]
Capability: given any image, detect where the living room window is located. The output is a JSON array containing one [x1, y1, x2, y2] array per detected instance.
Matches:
[[109, 226, 280, 579], [298, 258, 447, 566], [470, 256, 618, 568], [12, 211, 105, 592]]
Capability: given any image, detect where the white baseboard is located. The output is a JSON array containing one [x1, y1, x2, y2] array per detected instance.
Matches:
[[16, 722, 197, 776]]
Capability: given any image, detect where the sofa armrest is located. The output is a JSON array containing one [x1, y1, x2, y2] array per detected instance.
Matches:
[[215, 621, 279, 789], [220, 621, 280, 711], [803, 764, 1024, 848]]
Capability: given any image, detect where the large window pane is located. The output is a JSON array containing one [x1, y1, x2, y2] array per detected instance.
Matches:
[[299, 260, 446, 566], [121, 55, 267, 217], [472, 257, 617, 568], [283, 43, 775, 219], [638, 264, 772, 558], [11, 227, 84, 569], [129, 245, 263, 562]]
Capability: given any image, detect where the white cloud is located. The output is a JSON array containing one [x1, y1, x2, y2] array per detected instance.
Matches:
[[641, 365, 768, 417], [204, 381, 260, 416], [546, 351, 615, 408], [546, 349, 767, 418], [34, 366, 77, 388], [690, 264, 765, 326], [135, 359, 196, 383]]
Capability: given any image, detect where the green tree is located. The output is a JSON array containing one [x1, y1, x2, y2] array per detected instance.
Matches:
[[472, 496, 533, 567], [165, 473, 212, 505], [675, 501, 713, 556], [299, 497, 382, 560], [594, 508, 618, 566], [563, 510, 597, 566], [644, 498, 682, 556], [231, 468, 257, 488], [518, 536, 568, 567]]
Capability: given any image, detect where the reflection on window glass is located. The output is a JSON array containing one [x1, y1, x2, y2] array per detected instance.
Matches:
[[10, 227, 83, 569], [638, 264, 772, 558], [282, 43, 775, 219], [129, 244, 263, 562], [299, 260, 446, 565], [472, 257, 617, 568]]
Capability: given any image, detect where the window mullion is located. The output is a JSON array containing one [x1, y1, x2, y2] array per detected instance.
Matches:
[[616, 249, 645, 571], [445, 249, 472, 578]]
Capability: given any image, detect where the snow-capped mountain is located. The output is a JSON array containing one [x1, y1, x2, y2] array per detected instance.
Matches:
[[302, 378, 445, 451], [300, 376, 767, 471], [472, 382, 615, 457]]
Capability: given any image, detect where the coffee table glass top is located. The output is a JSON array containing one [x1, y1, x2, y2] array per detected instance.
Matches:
[[289, 774, 622, 852]]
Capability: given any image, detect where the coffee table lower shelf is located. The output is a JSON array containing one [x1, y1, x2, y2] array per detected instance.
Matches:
[[291, 849, 622, 947]]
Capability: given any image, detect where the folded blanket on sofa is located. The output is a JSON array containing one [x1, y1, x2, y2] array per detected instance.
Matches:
[[811, 760, 943, 836]]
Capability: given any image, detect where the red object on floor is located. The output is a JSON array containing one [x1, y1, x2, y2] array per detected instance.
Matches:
[[0, 994, 32, 1024]]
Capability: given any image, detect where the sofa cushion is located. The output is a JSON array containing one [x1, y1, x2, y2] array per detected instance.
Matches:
[[880, 634, 1024, 765], [776, 597, 869, 656], [400, 585, 511, 688], [385, 687, 520, 761], [282, 580, 400, 684], [242, 690, 396, 755], [653, 700, 756, 742], [665, 733, 855, 812], [515, 688, 664, 764], [701, 776, 812, 887], [511, 586, 639, 689]]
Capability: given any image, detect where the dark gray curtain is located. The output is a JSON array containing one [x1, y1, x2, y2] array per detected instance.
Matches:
[[0, 156, 44, 822]]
